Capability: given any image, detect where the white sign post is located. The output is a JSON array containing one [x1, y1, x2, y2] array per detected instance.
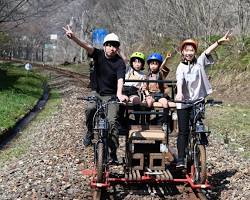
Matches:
[[50, 34, 58, 40], [25, 63, 32, 71], [24, 63, 32, 77], [50, 34, 58, 66]]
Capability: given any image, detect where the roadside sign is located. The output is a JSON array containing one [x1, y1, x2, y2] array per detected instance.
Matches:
[[92, 28, 108, 47], [25, 63, 32, 71], [50, 34, 58, 40]]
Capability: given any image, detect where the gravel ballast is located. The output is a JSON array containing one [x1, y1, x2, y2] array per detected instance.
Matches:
[[0, 74, 249, 199]]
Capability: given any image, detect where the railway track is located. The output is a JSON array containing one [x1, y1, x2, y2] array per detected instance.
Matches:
[[41, 65, 89, 86], [1, 59, 211, 200], [1, 58, 90, 86], [87, 135, 210, 200], [93, 182, 208, 200]]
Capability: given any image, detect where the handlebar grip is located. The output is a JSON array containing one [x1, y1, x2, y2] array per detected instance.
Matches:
[[77, 96, 97, 101], [77, 95, 123, 104], [77, 97, 88, 100], [212, 100, 223, 105], [206, 98, 223, 105]]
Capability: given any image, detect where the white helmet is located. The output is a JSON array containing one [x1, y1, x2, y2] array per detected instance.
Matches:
[[103, 33, 120, 46]]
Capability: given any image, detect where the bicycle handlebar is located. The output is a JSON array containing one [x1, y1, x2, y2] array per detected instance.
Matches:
[[174, 97, 223, 106], [77, 95, 120, 104], [77, 96, 96, 101], [125, 79, 177, 84], [174, 97, 205, 105]]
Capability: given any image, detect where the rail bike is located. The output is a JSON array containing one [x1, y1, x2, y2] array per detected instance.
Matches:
[[80, 79, 221, 199]]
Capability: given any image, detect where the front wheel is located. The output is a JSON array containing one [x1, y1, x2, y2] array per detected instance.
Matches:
[[193, 144, 207, 184], [96, 142, 104, 183]]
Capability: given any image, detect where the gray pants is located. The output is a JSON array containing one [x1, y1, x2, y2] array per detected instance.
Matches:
[[85, 91, 120, 148]]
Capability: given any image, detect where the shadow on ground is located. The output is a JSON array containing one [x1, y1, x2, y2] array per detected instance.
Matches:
[[208, 169, 237, 199]]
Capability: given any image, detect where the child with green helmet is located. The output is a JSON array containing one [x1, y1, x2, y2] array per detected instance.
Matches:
[[123, 51, 146, 124], [123, 51, 146, 104]]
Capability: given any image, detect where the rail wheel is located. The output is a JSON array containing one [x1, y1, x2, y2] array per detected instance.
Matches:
[[96, 142, 104, 183], [193, 144, 207, 184]]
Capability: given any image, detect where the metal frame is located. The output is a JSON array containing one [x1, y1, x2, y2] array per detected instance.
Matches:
[[81, 79, 212, 191]]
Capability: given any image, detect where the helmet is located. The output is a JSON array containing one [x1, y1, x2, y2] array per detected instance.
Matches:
[[147, 53, 163, 65], [130, 52, 146, 70], [130, 52, 146, 62], [103, 33, 120, 46], [180, 39, 198, 52]]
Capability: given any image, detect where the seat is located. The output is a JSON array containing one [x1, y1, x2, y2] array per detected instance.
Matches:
[[128, 125, 166, 141]]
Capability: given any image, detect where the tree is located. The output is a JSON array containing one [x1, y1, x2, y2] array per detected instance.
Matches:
[[0, 0, 71, 31], [1, 0, 249, 63]]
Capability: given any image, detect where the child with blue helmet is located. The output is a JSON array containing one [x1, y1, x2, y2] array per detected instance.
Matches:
[[143, 52, 171, 123]]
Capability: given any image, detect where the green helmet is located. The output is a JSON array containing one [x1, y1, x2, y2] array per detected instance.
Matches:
[[129, 52, 146, 70]]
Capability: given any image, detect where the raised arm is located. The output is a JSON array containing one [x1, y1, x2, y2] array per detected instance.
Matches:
[[204, 31, 231, 55], [160, 52, 171, 71], [62, 25, 94, 55]]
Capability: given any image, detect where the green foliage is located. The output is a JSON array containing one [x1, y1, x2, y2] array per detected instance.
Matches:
[[0, 62, 46, 133], [206, 105, 250, 159], [207, 35, 221, 42], [196, 34, 250, 72], [0, 87, 61, 167]]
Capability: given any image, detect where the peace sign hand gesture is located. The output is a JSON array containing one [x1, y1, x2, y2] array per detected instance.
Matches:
[[218, 31, 231, 44], [62, 25, 74, 39]]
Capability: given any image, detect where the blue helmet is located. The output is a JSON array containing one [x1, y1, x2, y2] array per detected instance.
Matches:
[[147, 53, 163, 65]]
